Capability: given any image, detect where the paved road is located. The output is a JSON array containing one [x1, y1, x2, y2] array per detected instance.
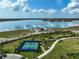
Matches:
[[40, 46, 46, 52], [0, 38, 19, 43], [0, 31, 51, 44]]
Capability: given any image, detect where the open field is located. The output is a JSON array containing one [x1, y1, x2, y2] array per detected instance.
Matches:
[[0, 31, 79, 59], [0, 30, 32, 38], [0, 28, 79, 59], [1, 34, 54, 59], [1, 37, 79, 59], [51, 26, 79, 31], [43, 38, 79, 59]]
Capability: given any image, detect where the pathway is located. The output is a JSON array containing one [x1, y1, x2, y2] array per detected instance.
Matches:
[[36, 37, 79, 59]]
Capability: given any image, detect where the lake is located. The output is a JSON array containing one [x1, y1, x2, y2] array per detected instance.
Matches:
[[0, 20, 79, 32]]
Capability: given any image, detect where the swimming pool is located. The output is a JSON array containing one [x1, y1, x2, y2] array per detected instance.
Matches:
[[18, 41, 40, 51]]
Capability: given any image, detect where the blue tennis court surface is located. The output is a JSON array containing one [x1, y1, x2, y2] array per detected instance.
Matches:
[[18, 41, 40, 51]]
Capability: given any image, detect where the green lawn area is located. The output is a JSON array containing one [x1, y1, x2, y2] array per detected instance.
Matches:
[[50, 26, 79, 32], [1, 33, 55, 59], [0, 30, 79, 59], [43, 38, 79, 59], [2, 40, 42, 59], [0, 30, 32, 38], [2, 37, 79, 59]]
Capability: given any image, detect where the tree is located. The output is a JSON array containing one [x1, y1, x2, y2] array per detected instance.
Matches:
[[0, 43, 5, 54]]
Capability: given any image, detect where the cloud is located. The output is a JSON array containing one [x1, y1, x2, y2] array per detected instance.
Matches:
[[32, 9, 38, 13], [32, 9, 56, 14], [47, 9, 56, 14], [0, 0, 56, 14], [0, 0, 30, 12], [38, 9, 45, 13], [0, 0, 12, 9], [32, 9, 46, 13], [61, 0, 79, 14]]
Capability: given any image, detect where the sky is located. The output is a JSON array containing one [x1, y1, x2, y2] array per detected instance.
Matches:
[[0, 0, 79, 18]]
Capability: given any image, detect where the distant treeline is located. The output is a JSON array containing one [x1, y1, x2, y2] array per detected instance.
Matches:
[[0, 18, 79, 22]]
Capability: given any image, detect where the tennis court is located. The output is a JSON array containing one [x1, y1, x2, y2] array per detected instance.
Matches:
[[18, 41, 40, 51]]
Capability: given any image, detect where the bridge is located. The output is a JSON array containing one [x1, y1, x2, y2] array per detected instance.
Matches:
[[0, 18, 79, 22]]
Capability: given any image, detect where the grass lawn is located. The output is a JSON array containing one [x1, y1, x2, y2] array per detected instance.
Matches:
[[0, 30, 33, 38], [0, 29, 79, 59], [43, 38, 79, 59], [2, 39, 42, 59], [51, 26, 79, 31], [2, 36, 79, 59], [1, 33, 55, 59]]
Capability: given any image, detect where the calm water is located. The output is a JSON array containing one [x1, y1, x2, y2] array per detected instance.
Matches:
[[0, 20, 79, 32]]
